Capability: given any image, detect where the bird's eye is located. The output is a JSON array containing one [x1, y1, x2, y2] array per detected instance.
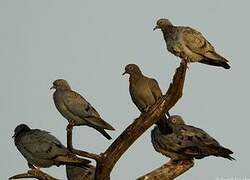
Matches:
[[172, 119, 176, 123]]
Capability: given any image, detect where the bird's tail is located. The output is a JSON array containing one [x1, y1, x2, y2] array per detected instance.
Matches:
[[200, 51, 230, 69], [94, 127, 113, 140], [215, 146, 235, 160], [85, 116, 115, 130]]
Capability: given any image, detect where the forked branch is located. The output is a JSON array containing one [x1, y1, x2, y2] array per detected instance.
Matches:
[[94, 62, 187, 180]]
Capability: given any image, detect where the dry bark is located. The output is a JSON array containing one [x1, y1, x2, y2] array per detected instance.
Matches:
[[137, 160, 194, 180], [9, 62, 189, 180], [94, 62, 187, 180]]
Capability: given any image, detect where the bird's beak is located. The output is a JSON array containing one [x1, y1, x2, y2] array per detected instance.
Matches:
[[50, 85, 55, 90], [122, 71, 127, 76], [153, 25, 159, 31], [12, 133, 16, 138]]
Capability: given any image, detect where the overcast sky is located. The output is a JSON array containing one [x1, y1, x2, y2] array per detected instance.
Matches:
[[1, 0, 249, 179]]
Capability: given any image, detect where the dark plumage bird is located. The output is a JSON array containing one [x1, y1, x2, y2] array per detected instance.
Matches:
[[66, 165, 95, 180], [13, 124, 91, 169], [123, 64, 171, 134], [154, 18, 230, 69], [151, 115, 235, 161], [51, 79, 115, 140]]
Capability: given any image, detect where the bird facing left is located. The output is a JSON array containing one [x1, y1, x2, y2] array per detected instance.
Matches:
[[50, 79, 115, 140], [13, 124, 91, 169]]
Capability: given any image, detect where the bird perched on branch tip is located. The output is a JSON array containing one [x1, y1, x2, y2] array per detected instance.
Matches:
[[154, 18, 230, 69]]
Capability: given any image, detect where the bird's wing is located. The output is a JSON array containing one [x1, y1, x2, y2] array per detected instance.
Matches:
[[63, 91, 97, 117], [63, 91, 114, 130], [20, 130, 67, 159], [173, 125, 220, 156], [129, 84, 147, 112], [181, 27, 214, 55], [148, 78, 163, 101]]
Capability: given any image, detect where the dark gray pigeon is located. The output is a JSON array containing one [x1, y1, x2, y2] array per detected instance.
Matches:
[[151, 115, 235, 161], [66, 165, 95, 180], [51, 79, 115, 140], [123, 64, 171, 134], [13, 124, 91, 169], [154, 18, 230, 69]]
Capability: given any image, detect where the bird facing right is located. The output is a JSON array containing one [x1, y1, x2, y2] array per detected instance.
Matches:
[[153, 18, 231, 69], [151, 115, 235, 161]]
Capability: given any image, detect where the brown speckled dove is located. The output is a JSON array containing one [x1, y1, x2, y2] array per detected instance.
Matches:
[[154, 18, 230, 69], [151, 115, 235, 161]]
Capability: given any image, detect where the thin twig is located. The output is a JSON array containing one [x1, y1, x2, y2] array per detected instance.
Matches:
[[67, 123, 101, 161]]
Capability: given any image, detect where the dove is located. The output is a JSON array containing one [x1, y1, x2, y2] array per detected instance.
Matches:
[[50, 79, 115, 140], [66, 165, 95, 180], [13, 124, 91, 169], [154, 18, 230, 69], [123, 64, 171, 134], [151, 115, 235, 161]]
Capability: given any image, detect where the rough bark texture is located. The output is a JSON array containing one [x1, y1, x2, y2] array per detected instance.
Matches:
[[94, 62, 187, 180], [137, 160, 194, 180], [9, 62, 189, 180]]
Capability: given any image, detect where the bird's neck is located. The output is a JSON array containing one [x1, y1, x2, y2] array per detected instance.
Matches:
[[129, 72, 144, 82], [161, 25, 175, 38]]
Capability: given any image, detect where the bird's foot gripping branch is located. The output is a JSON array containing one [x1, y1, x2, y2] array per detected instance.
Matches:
[[9, 62, 187, 180]]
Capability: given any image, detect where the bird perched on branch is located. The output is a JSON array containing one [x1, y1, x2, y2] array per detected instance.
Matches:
[[123, 64, 171, 134], [154, 18, 230, 69], [151, 115, 235, 161], [13, 124, 91, 169], [51, 79, 115, 140]]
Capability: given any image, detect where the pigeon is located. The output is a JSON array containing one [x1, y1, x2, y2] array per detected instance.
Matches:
[[13, 124, 91, 169], [153, 18, 230, 69], [66, 165, 95, 180], [123, 64, 171, 134], [50, 79, 115, 140], [151, 115, 235, 161]]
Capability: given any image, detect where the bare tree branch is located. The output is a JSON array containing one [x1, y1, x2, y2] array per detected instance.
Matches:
[[10, 62, 188, 180], [67, 124, 101, 161], [9, 169, 58, 180], [94, 62, 187, 180], [137, 160, 194, 180]]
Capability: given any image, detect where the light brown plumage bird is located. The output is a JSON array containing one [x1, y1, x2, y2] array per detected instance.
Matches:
[[51, 79, 115, 140], [123, 64, 171, 134], [154, 18, 230, 69]]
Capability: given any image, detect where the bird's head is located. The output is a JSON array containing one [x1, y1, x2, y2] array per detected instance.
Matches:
[[13, 124, 31, 138], [122, 64, 142, 76], [167, 115, 185, 127], [153, 18, 173, 31], [50, 79, 71, 90]]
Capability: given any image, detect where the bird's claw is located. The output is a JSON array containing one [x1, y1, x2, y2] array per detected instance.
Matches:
[[66, 123, 74, 132]]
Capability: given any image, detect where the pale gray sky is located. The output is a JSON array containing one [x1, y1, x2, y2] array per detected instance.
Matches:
[[1, 0, 249, 179]]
